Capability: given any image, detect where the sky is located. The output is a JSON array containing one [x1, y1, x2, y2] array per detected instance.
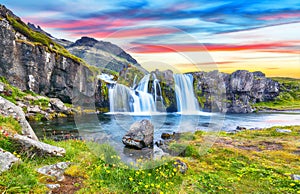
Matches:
[[1, 0, 300, 77]]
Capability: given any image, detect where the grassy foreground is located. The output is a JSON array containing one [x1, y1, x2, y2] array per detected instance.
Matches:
[[0, 118, 300, 193]]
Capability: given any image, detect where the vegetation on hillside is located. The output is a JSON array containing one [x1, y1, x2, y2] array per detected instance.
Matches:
[[117, 65, 146, 87], [254, 77, 300, 110]]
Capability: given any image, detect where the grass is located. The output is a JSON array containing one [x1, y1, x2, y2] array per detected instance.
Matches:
[[254, 77, 300, 110], [1, 121, 300, 193]]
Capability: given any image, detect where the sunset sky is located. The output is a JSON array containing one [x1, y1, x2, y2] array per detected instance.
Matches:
[[2, 0, 300, 77]]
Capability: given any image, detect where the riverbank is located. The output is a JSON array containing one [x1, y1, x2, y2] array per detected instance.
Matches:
[[1, 121, 299, 193]]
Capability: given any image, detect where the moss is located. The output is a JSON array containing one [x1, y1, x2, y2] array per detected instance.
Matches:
[[65, 165, 88, 178]]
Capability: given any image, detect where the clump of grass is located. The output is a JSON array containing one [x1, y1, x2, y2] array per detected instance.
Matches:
[[0, 115, 22, 134]]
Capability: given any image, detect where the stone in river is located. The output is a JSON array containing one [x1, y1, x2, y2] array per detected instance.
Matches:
[[122, 119, 154, 149]]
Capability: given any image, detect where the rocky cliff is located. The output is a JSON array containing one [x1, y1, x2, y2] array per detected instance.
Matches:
[[0, 5, 97, 104], [193, 70, 279, 113]]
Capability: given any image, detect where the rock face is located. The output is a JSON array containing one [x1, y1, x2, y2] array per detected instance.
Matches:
[[122, 119, 154, 149], [0, 148, 21, 173], [67, 37, 143, 72], [0, 5, 96, 104], [0, 96, 38, 140], [193, 70, 280, 113], [13, 134, 65, 157]]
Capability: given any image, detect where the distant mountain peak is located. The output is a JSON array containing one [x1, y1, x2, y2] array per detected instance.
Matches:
[[67, 36, 145, 72], [71, 36, 98, 47]]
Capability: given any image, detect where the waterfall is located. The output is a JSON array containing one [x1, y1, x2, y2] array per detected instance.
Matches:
[[108, 73, 200, 114], [108, 75, 156, 113], [174, 74, 200, 114]]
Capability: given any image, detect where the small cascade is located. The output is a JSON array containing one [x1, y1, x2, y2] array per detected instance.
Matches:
[[174, 74, 200, 113], [108, 74, 156, 113], [109, 84, 132, 112], [131, 74, 138, 89], [152, 74, 164, 111], [136, 74, 150, 92]]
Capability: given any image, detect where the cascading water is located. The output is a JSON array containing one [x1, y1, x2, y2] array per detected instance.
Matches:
[[136, 74, 150, 92], [152, 74, 165, 112], [174, 74, 200, 114], [108, 74, 156, 113], [109, 84, 132, 112]]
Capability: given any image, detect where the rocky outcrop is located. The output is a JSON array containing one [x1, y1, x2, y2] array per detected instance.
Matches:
[[27, 22, 53, 38], [193, 70, 280, 113], [13, 134, 65, 157], [67, 37, 143, 72], [0, 96, 38, 140], [122, 119, 154, 149], [37, 162, 71, 181], [0, 5, 96, 104], [0, 148, 21, 173], [49, 98, 70, 114]]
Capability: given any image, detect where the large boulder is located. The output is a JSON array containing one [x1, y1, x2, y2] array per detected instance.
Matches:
[[122, 119, 154, 149], [0, 148, 21, 173], [13, 134, 65, 157]]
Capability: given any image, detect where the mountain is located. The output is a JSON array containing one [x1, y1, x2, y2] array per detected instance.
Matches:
[[67, 36, 145, 73], [27, 21, 146, 73]]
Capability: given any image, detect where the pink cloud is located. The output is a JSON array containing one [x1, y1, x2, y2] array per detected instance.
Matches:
[[84, 27, 177, 38], [27, 16, 143, 30], [130, 42, 299, 53], [259, 12, 300, 20]]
